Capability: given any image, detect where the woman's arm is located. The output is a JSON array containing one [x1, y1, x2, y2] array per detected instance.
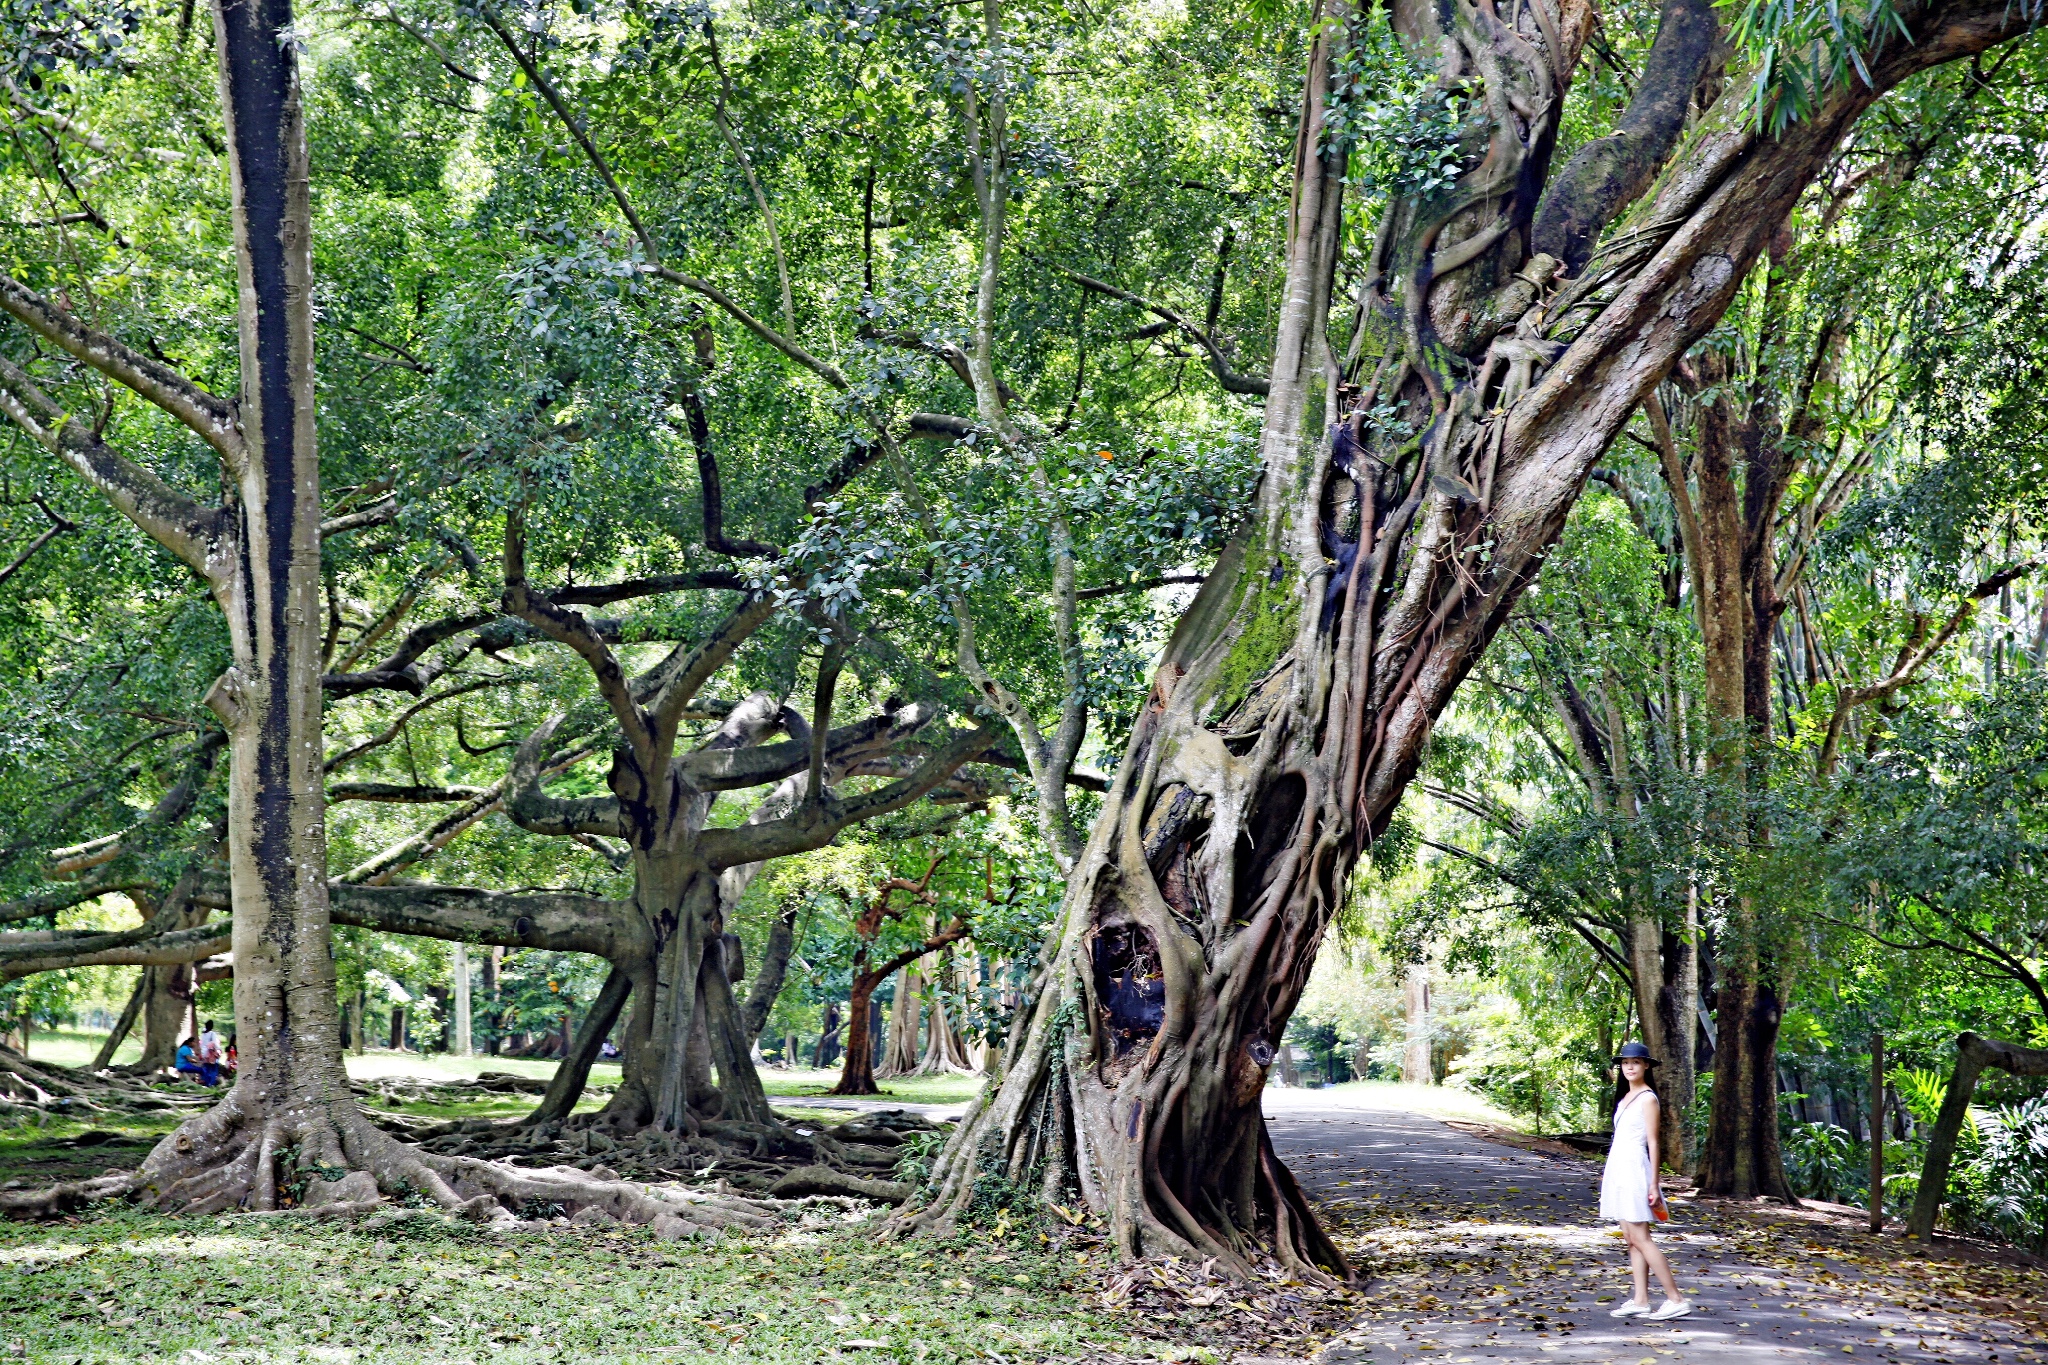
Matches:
[[1642, 1095, 1664, 1200]]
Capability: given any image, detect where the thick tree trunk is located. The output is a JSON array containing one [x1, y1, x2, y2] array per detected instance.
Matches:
[[129, 963, 193, 1073], [832, 961, 886, 1095], [593, 839, 777, 1131], [1698, 968, 1794, 1199]]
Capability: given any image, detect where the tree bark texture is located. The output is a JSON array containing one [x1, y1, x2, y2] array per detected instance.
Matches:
[[902, 0, 2035, 1275]]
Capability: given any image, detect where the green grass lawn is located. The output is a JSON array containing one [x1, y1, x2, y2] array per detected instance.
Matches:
[[22, 1028, 141, 1070], [344, 1049, 626, 1088], [0, 1204, 1192, 1364], [760, 1068, 987, 1106], [31, 1031, 991, 1107]]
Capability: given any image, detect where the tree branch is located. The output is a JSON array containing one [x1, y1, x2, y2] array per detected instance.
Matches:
[[0, 495, 73, 587], [0, 353, 221, 574], [697, 723, 998, 869], [0, 273, 241, 461], [501, 501, 655, 757], [1817, 562, 2037, 775], [1039, 259, 1270, 396]]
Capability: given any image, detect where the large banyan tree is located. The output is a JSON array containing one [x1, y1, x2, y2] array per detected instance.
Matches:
[[900, 0, 2042, 1276]]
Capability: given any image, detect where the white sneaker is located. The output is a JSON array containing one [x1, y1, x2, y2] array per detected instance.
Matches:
[[1647, 1301, 1693, 1321], [1610, 1301, 1652, 1318]]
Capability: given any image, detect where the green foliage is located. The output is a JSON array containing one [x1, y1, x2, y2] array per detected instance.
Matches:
[[1326, 10, 1466, 201], [1944, 1098, 2048, 1253], [1892, 1067, 1950, 1128], [1718, 0, 1914, 136], [1783, 1117, 1854, 1200]]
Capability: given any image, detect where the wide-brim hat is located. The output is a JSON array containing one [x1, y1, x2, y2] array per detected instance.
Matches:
[[1614, 1041, 1660, 1066]]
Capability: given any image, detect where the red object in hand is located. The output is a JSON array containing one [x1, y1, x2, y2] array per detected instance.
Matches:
[[1652, 1194, 1671, 1223]]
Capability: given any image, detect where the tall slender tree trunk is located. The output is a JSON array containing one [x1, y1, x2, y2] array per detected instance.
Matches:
[[1684, 359, 1796, 1200], [1402, 965, 1432, 1086], [453, 942, 472, 1056], [134, 0, 362, 1209]]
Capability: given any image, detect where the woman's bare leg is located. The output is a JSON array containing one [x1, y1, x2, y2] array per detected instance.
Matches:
[[1625, 1227, 1650, 1303], [1626, 1221, 1683, 1301]]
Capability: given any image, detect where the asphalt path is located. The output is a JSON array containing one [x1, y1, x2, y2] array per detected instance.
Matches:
[[1258, 1091, 2044, 1365]]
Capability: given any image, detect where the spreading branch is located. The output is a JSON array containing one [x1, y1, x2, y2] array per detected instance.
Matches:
[[1040, 260, 1270, 396], [0, 273, 241, 462]]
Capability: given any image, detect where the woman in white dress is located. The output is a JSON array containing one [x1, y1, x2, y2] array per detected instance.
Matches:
[[1601, 1042, 1690, 1321]]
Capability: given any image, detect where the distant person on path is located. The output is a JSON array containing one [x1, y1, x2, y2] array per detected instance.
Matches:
[[1602, 1042, 1690, 1321]]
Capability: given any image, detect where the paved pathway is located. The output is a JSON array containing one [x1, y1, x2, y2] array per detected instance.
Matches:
[[1260, 1094, 2046, 1365]]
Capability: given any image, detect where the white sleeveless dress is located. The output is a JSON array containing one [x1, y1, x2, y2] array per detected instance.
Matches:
[[1599, 1089, 1657, 1223]]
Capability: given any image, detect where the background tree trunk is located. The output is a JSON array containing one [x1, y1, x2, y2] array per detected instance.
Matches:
[[1402, 965, 1432, 1086], [879, 968, 922, 1078], [92, 975, 148, 1069]]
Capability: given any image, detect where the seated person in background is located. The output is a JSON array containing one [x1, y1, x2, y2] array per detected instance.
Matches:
[[173, 1040, 204, 1083], [223, 1039, 237, 1075]]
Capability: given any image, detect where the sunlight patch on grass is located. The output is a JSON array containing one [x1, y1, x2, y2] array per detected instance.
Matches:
[[341, 1050, 625, 1087], [22, 1027, 140, 1070]]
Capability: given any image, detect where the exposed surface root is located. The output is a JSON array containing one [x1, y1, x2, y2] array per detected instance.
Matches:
[[0, 1045, 216, 1124], [0, 1171, 143, 1219], [122, 1086, 799, 1237], [766, 1165, 912, 1203], [403, 1105, 936, 1194]]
